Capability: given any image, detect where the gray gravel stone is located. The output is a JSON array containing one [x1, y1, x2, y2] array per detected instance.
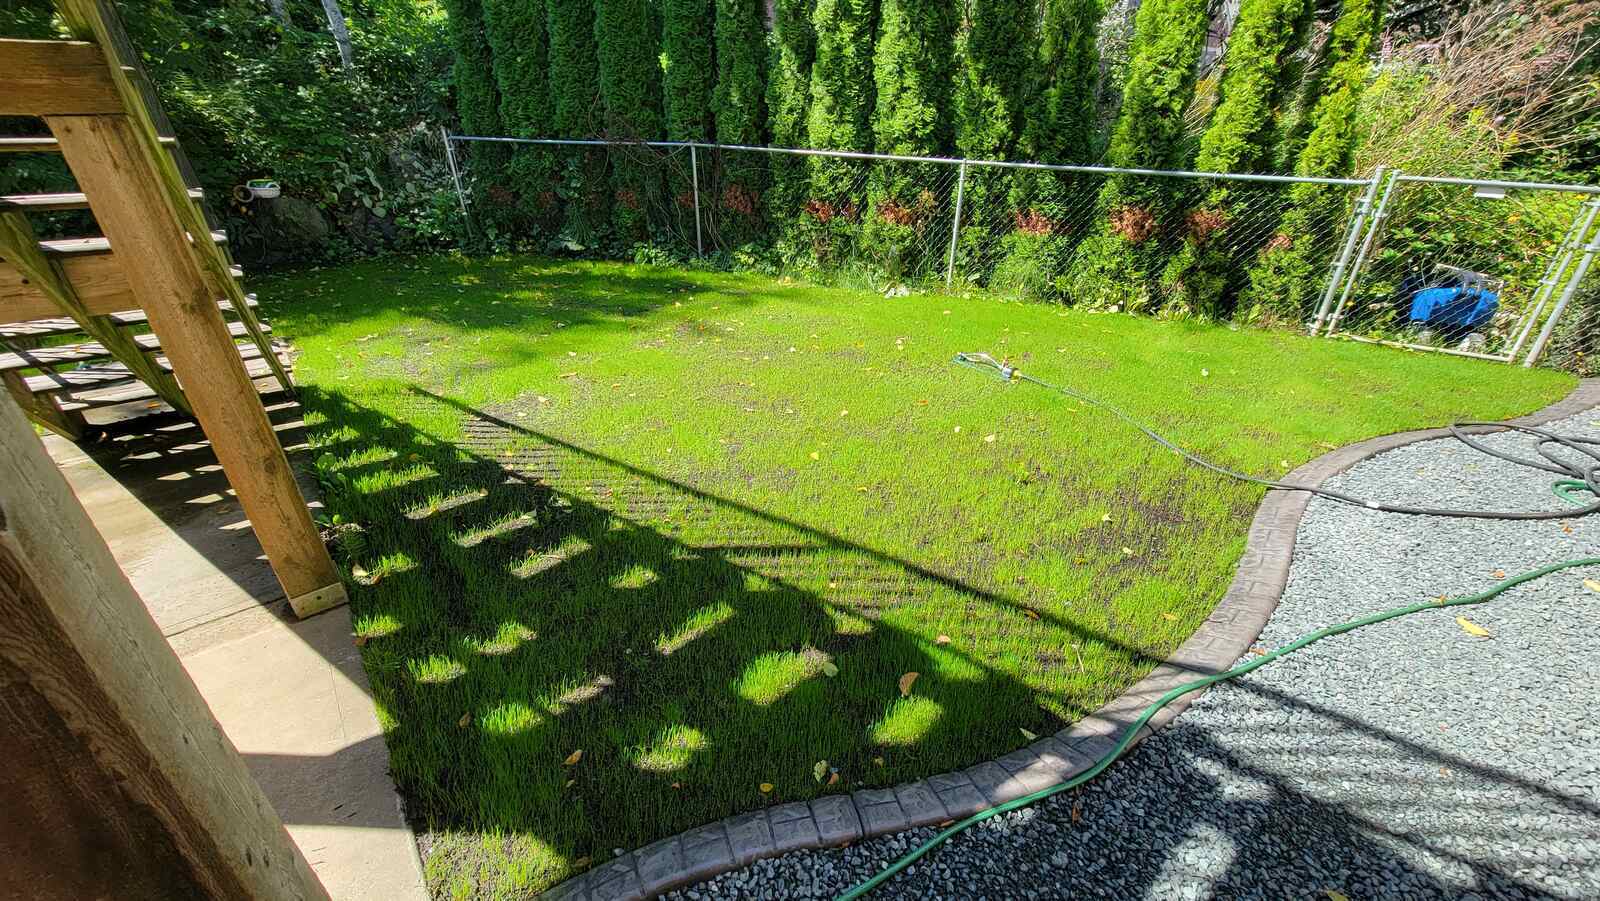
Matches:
[[664, 410, 1600, 900]]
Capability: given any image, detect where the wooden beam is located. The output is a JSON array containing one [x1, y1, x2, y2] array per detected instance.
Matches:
[[47, 113, 345, 617], [0, 254, 244, 336], [0, 389, 328, 900], [0, 39, 122, 116]]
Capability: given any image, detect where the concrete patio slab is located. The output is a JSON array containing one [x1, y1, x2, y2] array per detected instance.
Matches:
[[44, 398, 425, 901]]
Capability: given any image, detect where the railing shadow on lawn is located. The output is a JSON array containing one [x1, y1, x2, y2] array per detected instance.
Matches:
[[299, 383, 1590, 897], [301, 381, 1187, 875]]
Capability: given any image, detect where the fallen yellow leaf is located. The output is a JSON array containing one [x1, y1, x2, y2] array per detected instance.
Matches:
[[934, 634, 952, 645], [814, 760, 828, 783], [827, 772, 841, 786], [983, 434, 997, 443], [563, 749, 584, 766], [1024, 609, 1040, 620], [809, 451, 820, 461], [821, 661, 839, 678], [1020, 728, 1039, 741], [457, 712, 471, 728], [1457, 616, 1492, 638], [1492, 570, 1507, 579], [760, 783, 774, 794], [898, 671, 920, 697], [573, 856, 591, 869], [1161, 612, 1178, 621], [1584, 578, 1600, 593], [872, 756, 885, 766], [1325, 891, 1350, 901]]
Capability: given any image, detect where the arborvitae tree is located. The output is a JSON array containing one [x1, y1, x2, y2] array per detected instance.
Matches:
[[951, 0, 1037, 277], [714, 0, 767, 145], [992, 0, 1103, 297], [864, 0, 956, 279], [1157, 0, 1311, 316], [662, 0, 715, 141], [1242, 0, 1383, 322], [707, 0, 769, 245], [596, 0, 664, 241], [546, 0, 608, 244], [803, 0, 877, 259], [766, 0, 817, 224], [443, 0, 511, 236], [483, 0, 558, 233], [1061, 0, 1212, 309]]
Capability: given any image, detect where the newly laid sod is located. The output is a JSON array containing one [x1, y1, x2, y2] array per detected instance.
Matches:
[[261, 255, 1571, 897]]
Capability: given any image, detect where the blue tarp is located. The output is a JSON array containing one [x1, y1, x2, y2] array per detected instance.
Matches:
[[1409, 285, 1499, 329]]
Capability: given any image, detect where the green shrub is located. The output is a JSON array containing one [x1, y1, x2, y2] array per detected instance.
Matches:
[[865, 0, 956, 281], [1159, 0, 1310, 318], [802, 0, 877, 260], [765, 0, 817, 251], [712, 0, 769, 244], [483, 0, 560, 235], [546, 0, 609, 245], [1063, 0, 1211, 309], [596, 0, 664, 242], [951, 0, 1035, 278], [662, 0, 715, 141], [996, 0, 1102, 298], [1241, 0, 1382, 323]]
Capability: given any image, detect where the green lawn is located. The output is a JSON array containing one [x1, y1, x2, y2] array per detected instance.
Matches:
[[261, 255, 1572, 898]]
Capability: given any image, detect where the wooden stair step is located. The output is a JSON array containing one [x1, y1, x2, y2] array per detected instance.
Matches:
[[56, 353, 292, 413], [39, 229, 227, 255], [0, 135, 177, 152], [0, 295, 259, 340], [0, 187, 203, 212], [23, 340, 285, 396], [0, 319, 265, 371]]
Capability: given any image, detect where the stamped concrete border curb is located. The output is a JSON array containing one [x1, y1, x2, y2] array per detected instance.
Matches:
[[543, 378, 1600, 901]]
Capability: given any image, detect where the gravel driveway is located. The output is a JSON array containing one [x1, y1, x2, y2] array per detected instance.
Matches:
[[667, 411, 1600, 900]]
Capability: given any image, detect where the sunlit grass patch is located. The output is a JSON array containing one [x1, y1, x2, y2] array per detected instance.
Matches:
[[263, 253, 1573, 897]]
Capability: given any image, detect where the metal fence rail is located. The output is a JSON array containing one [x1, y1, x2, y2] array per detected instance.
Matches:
[[441, 134, 1600, 368]]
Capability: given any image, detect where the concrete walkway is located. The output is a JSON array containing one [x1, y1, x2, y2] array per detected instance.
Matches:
[[47, 397, 426, 901]]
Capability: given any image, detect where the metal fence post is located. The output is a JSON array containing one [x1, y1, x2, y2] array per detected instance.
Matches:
[[1507, 198, 1599, 361], [1523, 216, 1600, 367], [441, 126, 472, 239], [689, 143, 704, 256], [945, 160, 968, 288], [1311, 166, 1384, 334], [1323, 169, 1400, 336]]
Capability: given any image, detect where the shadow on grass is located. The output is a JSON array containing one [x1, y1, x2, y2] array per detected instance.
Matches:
[[302, 380, 1182, 888]]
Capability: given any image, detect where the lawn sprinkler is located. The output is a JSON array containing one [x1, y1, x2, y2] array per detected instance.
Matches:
[[833, 351, 1600, 900]]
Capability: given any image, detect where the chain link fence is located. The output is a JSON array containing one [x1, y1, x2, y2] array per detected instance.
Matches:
[[445, 135, 1600, 369], [1319, 174, 1600, 363]]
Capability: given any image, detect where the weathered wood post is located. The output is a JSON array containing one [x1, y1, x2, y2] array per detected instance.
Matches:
[[0, 389, 329, 901]]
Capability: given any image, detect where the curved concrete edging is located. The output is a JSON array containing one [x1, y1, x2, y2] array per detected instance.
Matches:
[[543, 378, 1600, 901]]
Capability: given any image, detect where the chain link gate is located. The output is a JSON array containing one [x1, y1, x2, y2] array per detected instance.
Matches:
[[1318, 172, 1600, 364]]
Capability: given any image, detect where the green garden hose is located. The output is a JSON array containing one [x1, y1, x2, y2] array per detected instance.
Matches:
[[838, 557, 1600, 900], [835, 354, 1600, 899]]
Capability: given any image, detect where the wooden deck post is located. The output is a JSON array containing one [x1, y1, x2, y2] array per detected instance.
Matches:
[[45, 113, 346, 617], [0, 389, 329, 901]]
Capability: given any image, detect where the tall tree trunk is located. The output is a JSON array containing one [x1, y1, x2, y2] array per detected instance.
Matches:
[[319, 0, 355, 69]]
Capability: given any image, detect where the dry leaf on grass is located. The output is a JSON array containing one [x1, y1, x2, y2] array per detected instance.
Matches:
[[821, 661, 839, 678], [563, 749, 583, 766], [1584, 578, 1600, 593], [898, 672, 920, 697], [1020, 728, 1039, 741], [759, 783, 774, 794], [457, 712, 471, 728], [1161, 612, 1178, 621], [934, 634, 952, 646], [813, 760, 828, 783], [1457, 616, 1492, 638], [827, 772, 841, 786]]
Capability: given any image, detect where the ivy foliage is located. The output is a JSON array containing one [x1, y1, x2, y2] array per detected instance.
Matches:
[[1243, 0, 1384, 322]]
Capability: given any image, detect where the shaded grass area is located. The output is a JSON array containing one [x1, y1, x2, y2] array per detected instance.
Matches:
[[259, 255, 1573, 897]]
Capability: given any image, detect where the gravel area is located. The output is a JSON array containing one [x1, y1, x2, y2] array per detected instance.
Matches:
[[666, 411, 1600, 900]]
